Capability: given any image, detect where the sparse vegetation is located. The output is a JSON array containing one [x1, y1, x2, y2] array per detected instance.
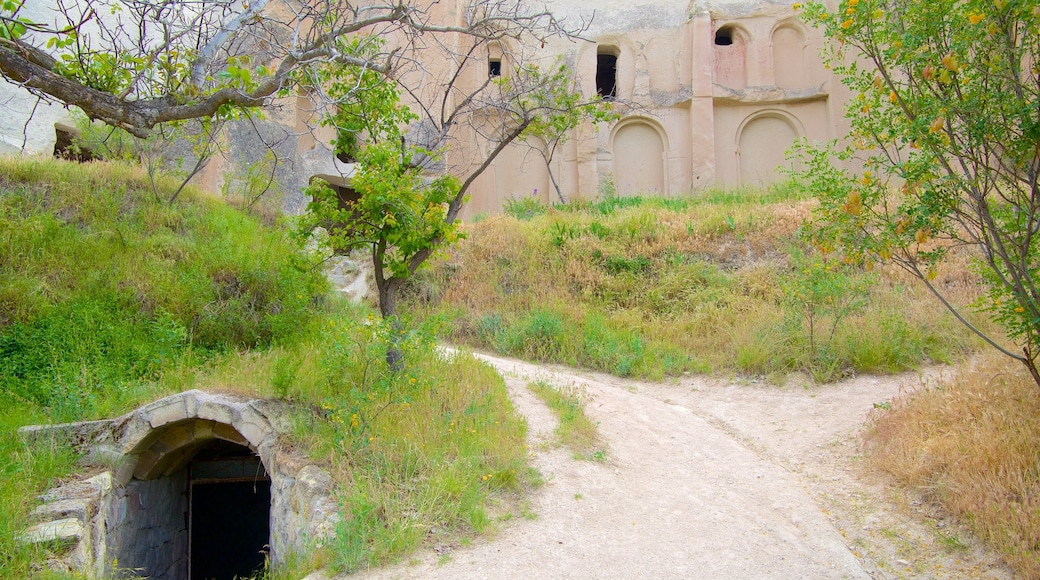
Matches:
[[408, 183, 978, 382], [867, 354, 1040, 577], [0, 157, 531, 577], [527, 381, 603, 460]]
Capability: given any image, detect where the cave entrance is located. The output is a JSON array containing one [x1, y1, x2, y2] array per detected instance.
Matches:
[[188, 440, 271, 580]]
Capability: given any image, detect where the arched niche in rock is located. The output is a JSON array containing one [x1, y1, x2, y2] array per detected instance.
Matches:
[[494, 138, 551, 208], [714, 24, 749, 90], [611, 119, 667, 197], [736, 110, 803, 187], [772, 23, 807, 89]]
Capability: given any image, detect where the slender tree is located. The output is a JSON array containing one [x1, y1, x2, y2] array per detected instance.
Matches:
[[795, 0, 1040, 385]]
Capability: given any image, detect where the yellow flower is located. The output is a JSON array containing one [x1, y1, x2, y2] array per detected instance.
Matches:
[[889, 90, 898, 103], [1015, 307, 1025, 313], [968, 12, 984, 24], [792, 2, 803, 8], [841, 18, 853, 28]]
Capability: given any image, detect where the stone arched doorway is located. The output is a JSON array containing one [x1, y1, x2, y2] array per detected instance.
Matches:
[[108, 419, 274, 579], [612, 120, 667, 196], [736, 112, 802, 187], [19, 390, 339, 579]]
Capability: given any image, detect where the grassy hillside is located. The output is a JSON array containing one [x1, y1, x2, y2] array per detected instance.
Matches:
[[408, 186, 981, 383], [0, 157, 530, 578]]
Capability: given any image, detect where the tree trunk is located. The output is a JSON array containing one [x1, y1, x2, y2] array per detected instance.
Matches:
[[379, 278, 405, 372], [1022, 348, 1040, 390]]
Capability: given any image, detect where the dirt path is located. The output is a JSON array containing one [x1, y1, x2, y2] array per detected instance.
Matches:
[[340, 352, 1014, 579]]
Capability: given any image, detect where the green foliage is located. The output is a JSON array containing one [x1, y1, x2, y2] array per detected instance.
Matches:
[[298, 40, 463, 319], [795, 0, 1040, 381], [527, 381, 603, 460], [409, 188, 970, 382], [503, 196, 549, 220], [782, 247, 873, 355], [293, 316, 531, 572], [0, 157, 328, 421]]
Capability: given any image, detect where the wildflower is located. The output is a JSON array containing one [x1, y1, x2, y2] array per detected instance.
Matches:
[[1015, 307, 1025, 313], [968, 12, 984, 24], [792, 2, 803, 8], [841, 18, 853, 28]]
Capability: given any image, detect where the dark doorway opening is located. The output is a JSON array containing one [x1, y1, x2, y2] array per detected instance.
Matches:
[[596, 51, 618, 100], [489, 58, 502, 77], [189, 441, 271, 580]]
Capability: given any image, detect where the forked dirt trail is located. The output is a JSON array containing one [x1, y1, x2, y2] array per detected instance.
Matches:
[[346, 352, 1014, 580]]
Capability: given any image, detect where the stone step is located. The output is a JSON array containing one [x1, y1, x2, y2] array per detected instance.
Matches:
[[18, 518, 83, 546], [31, 498, 92, 524]]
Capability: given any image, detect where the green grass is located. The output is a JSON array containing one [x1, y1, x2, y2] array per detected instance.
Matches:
[[0, 156, 533, 577], [527, 381, 603, 460], [409, 183, 978, 382]]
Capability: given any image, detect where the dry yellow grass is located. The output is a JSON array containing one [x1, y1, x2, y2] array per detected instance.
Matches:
[[867, 353, 1040, 576], [412, 195, 976, 380]]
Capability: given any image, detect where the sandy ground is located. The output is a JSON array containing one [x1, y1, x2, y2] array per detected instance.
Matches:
[[335, 352, 1015, 580]]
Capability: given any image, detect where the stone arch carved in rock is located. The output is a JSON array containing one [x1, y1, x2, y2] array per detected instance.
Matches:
[[771, 22, 807, 89], [495, 137, 551, 207], [735, 110, 804, 187], [19, 390, 338, 579], [714, 24, 750, 90], [611, 118, 667, 196]]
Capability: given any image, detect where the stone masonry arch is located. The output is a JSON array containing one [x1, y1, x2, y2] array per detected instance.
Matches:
[[18, 390, 338, 579]]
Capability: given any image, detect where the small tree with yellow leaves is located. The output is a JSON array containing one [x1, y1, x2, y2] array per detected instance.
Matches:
[[795, 0, 1040, 386]]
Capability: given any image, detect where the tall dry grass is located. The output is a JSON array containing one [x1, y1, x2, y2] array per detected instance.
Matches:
[[867, 354, 1040, 576], [408, 189, 978, 381]]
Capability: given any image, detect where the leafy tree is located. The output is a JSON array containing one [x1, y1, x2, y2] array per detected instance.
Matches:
[[0, 0, 578, 137], [794, 0, 1040, 385], [298, 42, 613, 366]]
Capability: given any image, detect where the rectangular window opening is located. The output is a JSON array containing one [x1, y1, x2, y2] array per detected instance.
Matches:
[[596, 53, 617, 100], [489, 58, 502, 77]]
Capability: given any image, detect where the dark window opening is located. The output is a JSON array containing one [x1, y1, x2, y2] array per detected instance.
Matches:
[[53, 126, 94, 162], [489, 58, 502, 77], [335, 132, 358, 164], [189, 441, 271, 580], [336, 150, 355, 164], [715, 28, 734, 46], [596, 53, 618, 100], [330, 183, 360, 212]]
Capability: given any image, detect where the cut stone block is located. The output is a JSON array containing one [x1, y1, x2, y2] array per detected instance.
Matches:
[[19, 518, 83, 545]]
